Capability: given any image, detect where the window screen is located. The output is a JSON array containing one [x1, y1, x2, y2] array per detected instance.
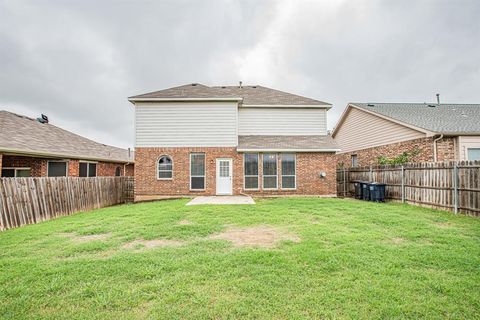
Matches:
[[115, 167, 121, 176], [1, 169, 15, 177], [263, 153, 277, 189], [48, 162, 67, 177], [281, 154, 296, 189], [244, 153, 259, 189], [190, 153, 205, 190]]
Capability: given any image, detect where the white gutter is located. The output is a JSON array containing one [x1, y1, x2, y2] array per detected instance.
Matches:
[[433, 134, 444, 162], [237, 148, 341, 152], [0, 148, 133, 164]]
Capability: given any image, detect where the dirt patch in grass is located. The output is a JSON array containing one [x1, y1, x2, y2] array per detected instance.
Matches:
[[208, 225, 300, 248], [178, 220, 192, 225], [122, 239, 184, 250], [386, 237, 407, 245], [60, 232, 111, 242], [433, 222, 454, 229]]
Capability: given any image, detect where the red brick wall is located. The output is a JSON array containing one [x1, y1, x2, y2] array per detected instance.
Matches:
[[1, 155, 133, 177], [336, 137, 456, 168], [134, 147, 336, 200]]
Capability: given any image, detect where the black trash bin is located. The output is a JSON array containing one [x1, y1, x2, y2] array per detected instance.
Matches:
[[361, 182, 371, 201], [369, 182, 386, 202], [353, 181, 363, 199]]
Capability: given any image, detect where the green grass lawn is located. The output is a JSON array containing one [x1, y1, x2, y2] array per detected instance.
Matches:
[[1, 198, 479, 319]]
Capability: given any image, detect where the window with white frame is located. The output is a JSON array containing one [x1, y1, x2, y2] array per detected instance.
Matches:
[[190, 153, 205, 190], [263, 153, 277, 189], [79, 162, 97, 177], [48, 161, 67, 177], [351, 154, 358, 167], [1, 167, 31, 177], [244, 153, 259, 189], [467, 148, 480, 160], [281, 154, 296, 189], [158, 155, 173, 179]]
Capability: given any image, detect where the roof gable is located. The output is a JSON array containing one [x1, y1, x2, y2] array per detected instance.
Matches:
[[129, 83, 331, 107], [350, 103, 480, 135]]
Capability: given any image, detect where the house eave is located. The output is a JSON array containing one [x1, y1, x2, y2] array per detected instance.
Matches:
[[241, 104, 332, 109], [128, 97, 244, 103]]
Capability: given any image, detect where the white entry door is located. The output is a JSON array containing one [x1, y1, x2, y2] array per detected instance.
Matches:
[[216, 158, 233, 195]]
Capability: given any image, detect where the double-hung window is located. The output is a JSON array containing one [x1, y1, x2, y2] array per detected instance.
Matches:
[[190, 153, 205, 190], [48, 161, 67, 177], [244, 153, 259, 189], [281, 154, 296, 189], [158, 156, 173, 179], [79, 162, 97, 177], [262, 153, 277, 189]]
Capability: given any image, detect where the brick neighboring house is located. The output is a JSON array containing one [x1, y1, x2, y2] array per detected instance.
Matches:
[[129, 83, 339, 201], [0, 110, 134, 177], [332, 103, 480, 167]]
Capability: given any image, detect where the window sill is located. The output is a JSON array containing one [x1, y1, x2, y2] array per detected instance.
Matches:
[[157, 178, 173, 181]]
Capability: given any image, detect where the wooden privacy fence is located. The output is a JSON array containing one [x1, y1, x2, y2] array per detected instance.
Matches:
[[0, 176, 135, 231], [337, 161, 480, 216]]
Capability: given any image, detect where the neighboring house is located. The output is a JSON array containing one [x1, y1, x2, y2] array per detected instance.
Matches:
[[0, 110, 134, 177], [332, 103, 480, 167], [129, 83, 338, 201]]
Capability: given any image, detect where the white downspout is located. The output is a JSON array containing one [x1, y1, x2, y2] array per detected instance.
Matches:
[[433, 134, 444, 162]]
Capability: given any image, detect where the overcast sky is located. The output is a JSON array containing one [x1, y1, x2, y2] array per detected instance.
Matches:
[[1, 0, 479, 148]]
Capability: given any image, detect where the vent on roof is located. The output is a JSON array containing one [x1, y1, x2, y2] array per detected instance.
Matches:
[[427, 104, 437, 108], [367, 104, 375, 107], [221, 86, 226, 89], [252, 86, 257, 88], [37, 114, 49, 124], [191, 83, 197, 86]]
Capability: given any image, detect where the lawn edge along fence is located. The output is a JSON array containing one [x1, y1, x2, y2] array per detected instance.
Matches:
[[0, 176, 134, 231], [337, 161, 480, 217]]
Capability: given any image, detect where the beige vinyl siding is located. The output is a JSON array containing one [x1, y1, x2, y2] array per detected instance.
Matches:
[[135, 102, 238, 147], [238, 108, 327, 135], [335, 107, 426, 153], [458, 136, 480, 160]]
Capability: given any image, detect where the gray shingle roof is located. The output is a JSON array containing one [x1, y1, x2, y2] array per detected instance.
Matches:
[[352, 103, 480, 135], [0, 111, 133, 163], [129, 83, 330, 106], [238, 135, 338, 151]]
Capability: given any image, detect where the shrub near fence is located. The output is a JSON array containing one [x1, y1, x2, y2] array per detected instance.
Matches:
[[337, 161, 480, 216], [0, 176, 134, 231]]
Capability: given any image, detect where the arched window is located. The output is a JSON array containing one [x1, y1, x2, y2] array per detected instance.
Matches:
[[115, 166, 122, 176], [158, 155, 173, 179]]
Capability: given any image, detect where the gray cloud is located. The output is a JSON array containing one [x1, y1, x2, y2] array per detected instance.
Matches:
[[1, 0, 479, 148]]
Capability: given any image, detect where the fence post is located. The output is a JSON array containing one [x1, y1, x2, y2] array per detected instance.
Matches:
[[401, 165, 405, 203], [453, 162, 458, 214], [369, 166, 373, 181], [343, 167, 347, 197]]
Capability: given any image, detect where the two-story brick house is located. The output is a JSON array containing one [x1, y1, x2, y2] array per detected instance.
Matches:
[[129, 83, 339, 201]]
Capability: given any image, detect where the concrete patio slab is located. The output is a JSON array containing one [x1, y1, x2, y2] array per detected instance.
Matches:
[[186, 196, 255, 206]]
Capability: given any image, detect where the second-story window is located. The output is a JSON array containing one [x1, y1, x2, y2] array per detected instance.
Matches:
[[158, 155, 173, 179]]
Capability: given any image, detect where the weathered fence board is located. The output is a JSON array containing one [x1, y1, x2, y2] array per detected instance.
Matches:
[[337, 161, 480, 217], [0, 176, 134, 231]]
